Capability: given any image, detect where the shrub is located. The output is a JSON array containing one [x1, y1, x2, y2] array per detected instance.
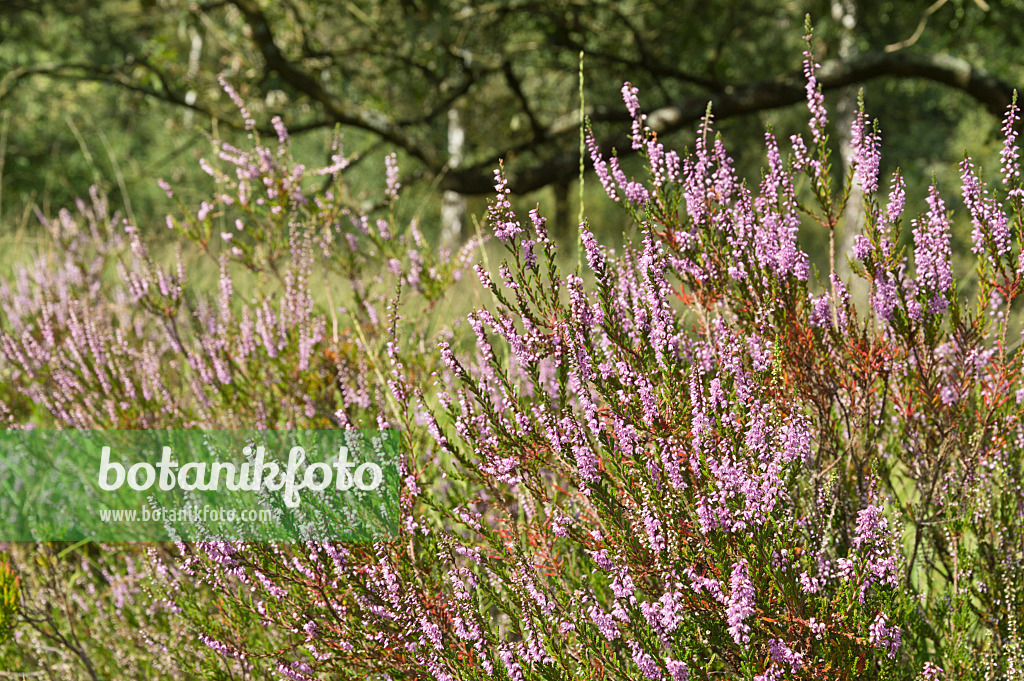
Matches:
[[2, 35, 1024, 681]]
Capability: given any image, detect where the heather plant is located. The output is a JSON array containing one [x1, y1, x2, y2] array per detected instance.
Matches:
[[141, 43, 1024, 681], [2, 36, 1024, 681], [0, 543, 202, 679], [0, 86, 473, 432], [0, 83, 474, 677]]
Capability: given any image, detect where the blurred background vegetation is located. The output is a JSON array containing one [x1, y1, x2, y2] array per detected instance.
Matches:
[[1, 0, 1023, 269]]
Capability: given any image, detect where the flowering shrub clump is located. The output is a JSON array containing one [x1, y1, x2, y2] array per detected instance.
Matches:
[[0, 84, 474, 676], [0, 103, 473, 431], [2, 37, 1024, 681]]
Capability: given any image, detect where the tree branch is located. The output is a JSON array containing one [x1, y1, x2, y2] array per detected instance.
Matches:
[[442, 49, 1018, 195], [228, 0, 442, 170], [6, 42, 1017, 198], [0, 62, 331, 137]]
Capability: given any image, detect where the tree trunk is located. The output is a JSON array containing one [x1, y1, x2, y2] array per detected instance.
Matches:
[[440, 107, 466, 247], [183, 25, 203, 127]]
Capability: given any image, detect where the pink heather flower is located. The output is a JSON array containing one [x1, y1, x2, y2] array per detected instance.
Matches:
[[603, 152, 651, 207], [621, 82, 645, 150], [854, 503, 888, 548], [800, 571, 824, 594], [886, 171, 907, 224], [550, 510, 572, 537], [802, 47, 828, 145], [622, 177, 650, 206], [629, 641, 661, 680], [868, 612, 901, 659], [809, 294, 832, 328], [872, 276, 898, 322], [754, 664, 784, 681], [852, 234, 873, 260], [569, 419, 600, 484], [587, 132, 619, 201], [1001, 99, 1021, 189], [198, 633, 239, 659], [271, 115, 289, 144], [315, 153, 351, 177], [647, 137, 674, 187], [808, 618, 826, 638], [665, 658, 690, 681], [589, 547, 614, 571], [711, 135, 735, 196], [852, 502, 902, 592], [498, 644, 525, 681], [588, 604, 621, 641], [666, 148, 681, 184], [960, 157, 1011, 257], [384, 152, 400, 202], [488, 167, 524, 241], [621, 81, 641, 118], [528, 207, 548, 240], [912, 186, 953, 295], [641, 503, 666, 553], [197, 201, 213, 222], [217, 74, 255, 130], [851, 108, 880, 194], [277, 662, 315, 681], [157, 178, 173, 198], [755, 132, 810, 281], [781, 416, 813, 464], [641, 589, 684, 634], [683, 565, 727, 603], [830, 273, 850, 329], [726, 560, 756, 645], [580, 226, 605, 274], [907, 298, 924, 322], [682, 116, 715, 228], [768, 638, 804, 673], [790, 133, 811, 171]]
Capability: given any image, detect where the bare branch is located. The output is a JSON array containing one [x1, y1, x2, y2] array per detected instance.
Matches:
[[885, 0, 950, 53], [0, 61, 334, 140], [227, 0, 442, 170], [502, 61, 545, 142], [444, 49, 1018, 195]]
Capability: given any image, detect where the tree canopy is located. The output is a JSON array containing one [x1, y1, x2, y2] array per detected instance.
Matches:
[[2, 0, 1022, 232]]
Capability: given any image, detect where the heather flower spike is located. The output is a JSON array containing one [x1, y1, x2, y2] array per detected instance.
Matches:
[[1000, 91, 1021, 192], [850, 93, 881, 195], [802, 27, 829, 146], [912, 186, 953, 314]]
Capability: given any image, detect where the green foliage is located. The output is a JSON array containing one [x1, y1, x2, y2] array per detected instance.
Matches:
[[4, 0, 1024, 244], [0, 557, 17, 645]]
